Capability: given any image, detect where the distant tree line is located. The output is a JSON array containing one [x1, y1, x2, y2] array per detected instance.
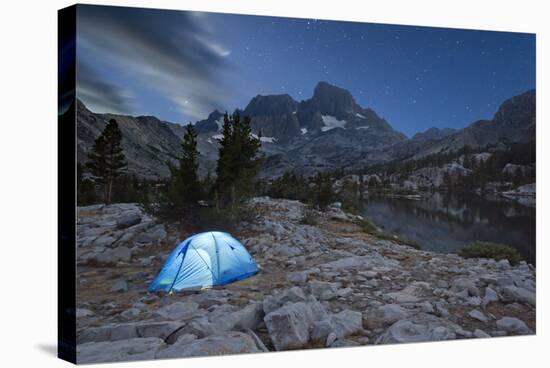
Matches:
[[360, 141, 536, 192]]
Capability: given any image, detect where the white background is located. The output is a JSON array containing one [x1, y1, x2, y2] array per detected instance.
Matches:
[[0, 0, 547, 367]]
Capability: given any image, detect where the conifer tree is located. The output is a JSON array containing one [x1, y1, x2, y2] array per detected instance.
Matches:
[[215, 112, 262, 208], [86, 119, 126, 204], [172, 123, 200, 206]]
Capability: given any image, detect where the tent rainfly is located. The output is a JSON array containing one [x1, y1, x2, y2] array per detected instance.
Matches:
[[148, 231, 258, 292]]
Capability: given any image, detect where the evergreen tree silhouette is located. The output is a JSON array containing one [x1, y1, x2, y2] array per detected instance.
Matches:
[[86, 119, 126, 204]]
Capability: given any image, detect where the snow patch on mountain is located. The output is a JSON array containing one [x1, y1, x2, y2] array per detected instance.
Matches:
[[301, 128, 308, 135], [321, 115, 347, 132], [355, 113, 365, 119], [260, 136, 277, 143]]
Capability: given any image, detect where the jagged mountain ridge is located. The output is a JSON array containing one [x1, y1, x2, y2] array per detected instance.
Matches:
[[75, 83, 535, 179]]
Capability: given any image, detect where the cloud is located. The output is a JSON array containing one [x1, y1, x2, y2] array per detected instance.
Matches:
[[76, 61, 134, 114], [76, 5, 232, 120]]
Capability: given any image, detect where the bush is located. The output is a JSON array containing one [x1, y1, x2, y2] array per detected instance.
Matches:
[[300, 209, 319, 226], [355, 218, 378, 234], [375, 232, 421, 250], [458, 241, 522, 265]]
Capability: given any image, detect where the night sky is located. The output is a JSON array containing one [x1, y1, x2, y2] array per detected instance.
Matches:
[[76, 5, 535, 137]]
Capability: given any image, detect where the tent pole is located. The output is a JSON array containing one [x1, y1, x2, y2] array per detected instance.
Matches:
[[168, 245, 188, 294]]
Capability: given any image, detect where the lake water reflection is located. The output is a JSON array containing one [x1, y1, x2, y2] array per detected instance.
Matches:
[[363, 192, 536, 265]]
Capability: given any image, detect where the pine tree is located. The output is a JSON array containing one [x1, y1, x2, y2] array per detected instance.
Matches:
[[172, 123, 200, 206], [215, 112, 262, 208], [86, 119, 126, 204]]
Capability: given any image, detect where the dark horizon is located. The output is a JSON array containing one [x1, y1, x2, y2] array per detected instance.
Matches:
[[75, 5, 535, 137]]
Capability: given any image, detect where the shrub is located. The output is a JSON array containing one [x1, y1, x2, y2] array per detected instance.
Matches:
[[355, 218, 378, 234], [300, 209, 319, 226], [458, 241, 522, 265], [375, 232, 421, 250]]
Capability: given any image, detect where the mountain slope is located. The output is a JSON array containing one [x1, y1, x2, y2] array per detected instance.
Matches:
[[77, 99, 184, 179], [75, 85, 535, 179], [410, 90, 535, 159]]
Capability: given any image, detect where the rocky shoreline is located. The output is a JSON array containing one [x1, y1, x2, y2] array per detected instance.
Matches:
[[75, 197, 535, 363]]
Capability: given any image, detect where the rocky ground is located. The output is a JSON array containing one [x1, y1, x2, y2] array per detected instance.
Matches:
[[75, 197, 536, 364]]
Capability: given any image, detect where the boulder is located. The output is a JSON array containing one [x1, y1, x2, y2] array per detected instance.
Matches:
[[309, 280, 340, 298], [210, 302, 265, 332], [116, 213, 142, 229], [375, 314, 460, 344], [77, 337, 165, 364], [311, 310, 363, 341], [264, 302, 313, 350], [167, 317, 215, 342], [500, 285, 536, 306], [496, 317, 532, 335], [263, 287, 307, 314], [364, 304, 410, 329], [482, 287, 499, 306], [287, 271, 309, 284], [155, 331, 262, 359]]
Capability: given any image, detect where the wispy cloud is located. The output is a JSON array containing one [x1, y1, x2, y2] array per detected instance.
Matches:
[[76, 5, 232, 120]]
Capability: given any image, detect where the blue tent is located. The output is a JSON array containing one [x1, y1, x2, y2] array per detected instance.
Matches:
[[148, 231, 259, 292]]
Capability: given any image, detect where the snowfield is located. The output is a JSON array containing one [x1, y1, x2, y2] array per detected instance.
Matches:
[[260, 136, 277, 143], [321, 115, 347, 132]]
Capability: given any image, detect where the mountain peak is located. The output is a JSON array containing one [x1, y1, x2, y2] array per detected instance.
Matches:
[[309, 81, 357, 117], [244, 94, 298, 116]]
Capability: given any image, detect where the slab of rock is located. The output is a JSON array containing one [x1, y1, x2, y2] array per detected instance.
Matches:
[[364, 304, 410, 329], [78, 321, 184, 343], [482, 287, 499, 306], [311, 309, 363, 341], [496, 317, 532, 335], [77, 337, 165, 364], [375, 314, 460, 344], [309, 280, 340, 298], [155, 331, 262, 359], [90, 246, 132, 265], [210, 302, 265, 332], [116, 213, 142, 229], [500, 285, 536, 306], [468, 309, 488, 323], [154, 302, 200, 321]]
